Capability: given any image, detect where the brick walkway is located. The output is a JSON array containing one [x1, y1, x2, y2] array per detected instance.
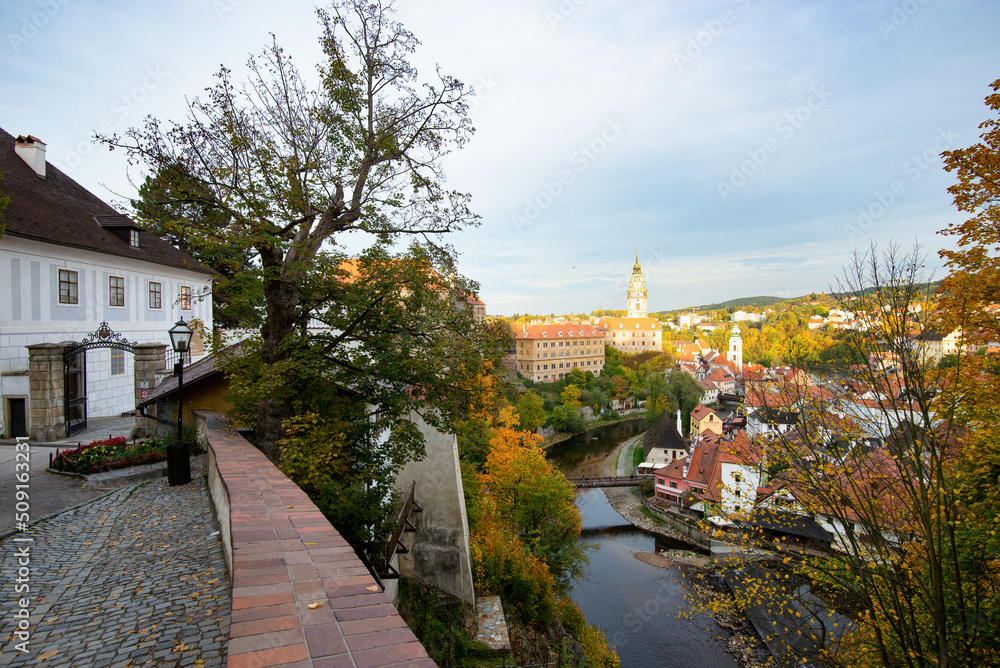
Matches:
[[0, 461, 231, 667]]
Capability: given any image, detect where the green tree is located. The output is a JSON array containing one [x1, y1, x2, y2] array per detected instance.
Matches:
[[515, 392, 546, 433], [100, 0, 479, 462], [132, 165, 263, 328], [566, 367, 587, 387]]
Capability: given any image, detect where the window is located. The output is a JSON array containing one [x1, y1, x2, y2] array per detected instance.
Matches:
[[148, 282, 162, 309], [109, 276, 125, 307], [670, 481, 677, 489], [110, 349, 125, 375], [129, 229, 140, 247], [180, 285, 191, 310], [58, 269, 78, 304]]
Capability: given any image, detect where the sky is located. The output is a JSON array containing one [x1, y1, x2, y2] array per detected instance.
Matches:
[[2, 0, 999, 316]]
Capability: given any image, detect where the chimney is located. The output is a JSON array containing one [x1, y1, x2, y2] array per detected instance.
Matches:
[[15, 135, 46, 177]]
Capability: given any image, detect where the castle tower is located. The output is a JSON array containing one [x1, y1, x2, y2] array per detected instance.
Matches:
[[626, 254, 648, 318], [728, 323, 743, 375]]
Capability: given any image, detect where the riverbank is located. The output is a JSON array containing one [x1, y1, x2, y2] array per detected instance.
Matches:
[[541, 413, 645, 450], [598, 436, 769, 668]]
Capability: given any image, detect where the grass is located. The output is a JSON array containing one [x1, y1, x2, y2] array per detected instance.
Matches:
[[631, 441, 645, 470], [640, 505, 668, 525]]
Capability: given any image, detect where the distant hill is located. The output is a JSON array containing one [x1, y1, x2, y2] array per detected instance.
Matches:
[[655, 295, 788, 314]]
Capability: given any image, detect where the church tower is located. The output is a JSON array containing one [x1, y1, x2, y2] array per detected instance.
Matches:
[[626, 254, 648, 318], [728, 323, 743, 375]]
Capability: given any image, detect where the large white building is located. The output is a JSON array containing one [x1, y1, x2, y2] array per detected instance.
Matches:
[[0, 130, 213, 438]]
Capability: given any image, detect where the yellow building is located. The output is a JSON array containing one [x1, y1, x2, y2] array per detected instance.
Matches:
[[598, 317, 663, 353], [513, 323, 606, 382]]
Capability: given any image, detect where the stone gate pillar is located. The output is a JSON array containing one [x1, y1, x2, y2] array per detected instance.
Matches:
[[26, 342, 70, 442], [133, 343, 167, 439]]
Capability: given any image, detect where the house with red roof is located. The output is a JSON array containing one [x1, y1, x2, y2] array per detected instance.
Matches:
[[652, 429, 763, 523], [690, 404, 723, 436], [511, 322, 605, 382], [0, 130, 213, 438]]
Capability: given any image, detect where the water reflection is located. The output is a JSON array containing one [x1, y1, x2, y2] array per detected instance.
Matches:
[[547, 419, 646, 478], [570, 490, 738, 668], [549, 422, 737, 668]]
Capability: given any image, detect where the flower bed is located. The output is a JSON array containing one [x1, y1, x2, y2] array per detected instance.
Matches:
[[51, 436, 168, 475]]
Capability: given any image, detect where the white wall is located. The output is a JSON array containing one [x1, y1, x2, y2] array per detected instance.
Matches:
[[0, 236, 213, 428]]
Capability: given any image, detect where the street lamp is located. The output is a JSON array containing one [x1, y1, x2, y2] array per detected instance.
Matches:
[[167, 318, 193, 485]]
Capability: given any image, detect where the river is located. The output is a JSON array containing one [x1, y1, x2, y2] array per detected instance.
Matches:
[[548, 421, 739, 668]]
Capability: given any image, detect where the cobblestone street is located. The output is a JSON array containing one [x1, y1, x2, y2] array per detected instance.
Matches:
[[0, 462, 231, 667]]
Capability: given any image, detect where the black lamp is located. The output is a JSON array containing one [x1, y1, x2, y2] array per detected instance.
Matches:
[[167, 318, 193, 485]]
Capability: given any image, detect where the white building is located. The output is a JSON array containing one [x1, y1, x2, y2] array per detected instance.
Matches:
[[0, 131, 213, 438]]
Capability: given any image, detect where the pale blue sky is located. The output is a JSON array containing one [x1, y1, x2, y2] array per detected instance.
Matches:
[[3, 0, 998, 315]]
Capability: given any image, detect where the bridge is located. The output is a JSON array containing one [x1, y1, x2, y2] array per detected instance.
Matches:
[[566, 475, 653, 489]]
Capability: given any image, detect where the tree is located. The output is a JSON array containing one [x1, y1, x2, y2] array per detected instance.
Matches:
[[938, 78, 1000, 337], [132, 165, 263, 328], [515, 391, 546, 433], [560, 383, 582, 408], [476, 427, 588, 588], [565, 367, 587, 388], [710, 245, 1000, 666], [101, 0, 479, 461]]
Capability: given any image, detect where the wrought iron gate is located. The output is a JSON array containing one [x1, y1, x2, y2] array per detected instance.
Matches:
[[63, 322, 136, 437]]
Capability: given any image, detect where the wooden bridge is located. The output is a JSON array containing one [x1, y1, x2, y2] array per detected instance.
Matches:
[[566, 475, 653, 488]]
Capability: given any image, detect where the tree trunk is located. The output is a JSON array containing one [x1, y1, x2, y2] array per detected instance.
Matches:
[[256, 272, 300, 462]]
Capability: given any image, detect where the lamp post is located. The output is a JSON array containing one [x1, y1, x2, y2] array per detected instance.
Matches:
[[167, 318, 193, 486]]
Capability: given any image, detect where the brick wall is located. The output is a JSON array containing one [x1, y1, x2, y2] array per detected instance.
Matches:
[[195, 410, 435, 668]]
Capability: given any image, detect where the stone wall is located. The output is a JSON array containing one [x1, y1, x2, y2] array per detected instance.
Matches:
[[390, 412, 475, 607]]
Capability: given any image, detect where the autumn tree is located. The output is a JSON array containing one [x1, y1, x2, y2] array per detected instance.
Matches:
[[475, 427, 588, 589], [709, 245, 1000, 666], [101, 0, 480, 461], [938, 77, 1000, 337]]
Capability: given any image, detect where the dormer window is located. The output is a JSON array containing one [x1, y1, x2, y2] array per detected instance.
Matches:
[[130, 229, 139, 247]]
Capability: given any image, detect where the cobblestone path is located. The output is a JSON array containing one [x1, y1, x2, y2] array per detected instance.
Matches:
[[0, 462, 230, 667]]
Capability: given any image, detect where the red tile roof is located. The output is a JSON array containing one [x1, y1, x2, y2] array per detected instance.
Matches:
[[515, 322, 604, 339]]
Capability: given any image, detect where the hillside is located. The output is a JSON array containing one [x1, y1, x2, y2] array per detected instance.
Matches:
[[655, 295, 788, 314]]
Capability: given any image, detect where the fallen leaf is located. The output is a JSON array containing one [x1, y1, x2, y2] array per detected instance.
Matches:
[[366, 585, 379, 592], [286, 505, 294, 509], [308, 602, 323, 609], [38, 650, 59, 660]]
